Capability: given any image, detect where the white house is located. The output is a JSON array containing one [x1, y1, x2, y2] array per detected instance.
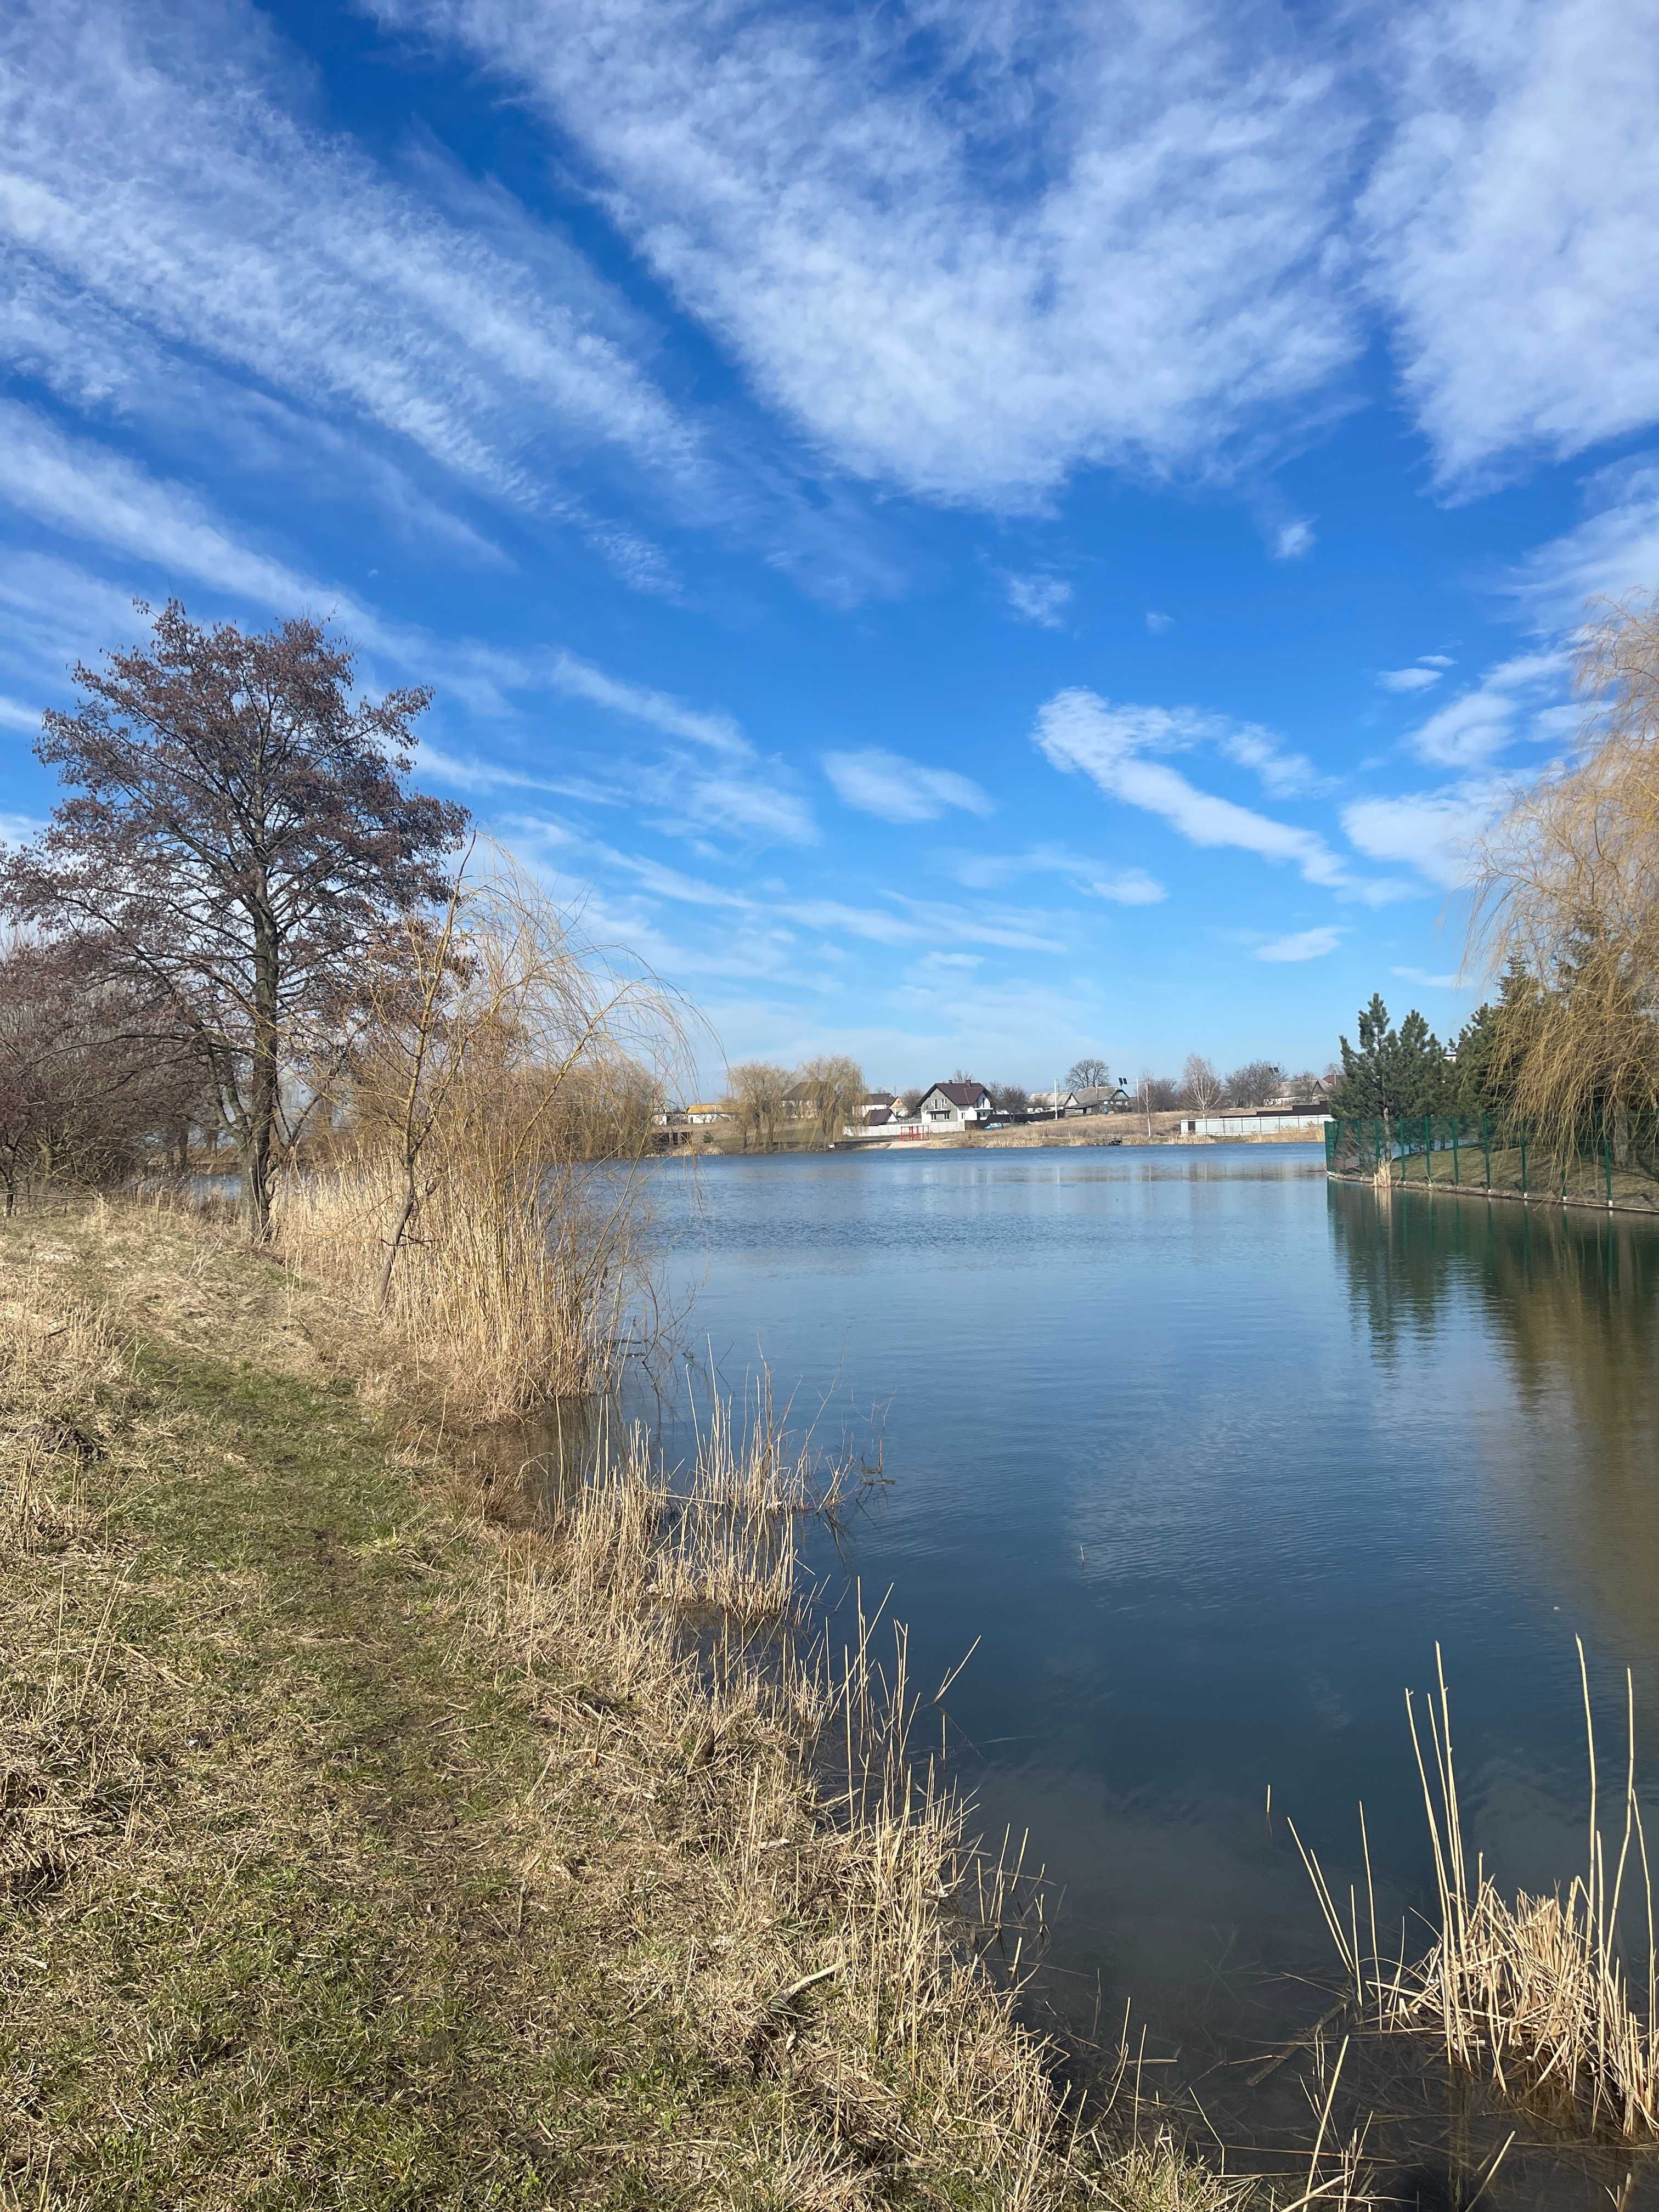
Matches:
[[912, 1080, 994, 1129]]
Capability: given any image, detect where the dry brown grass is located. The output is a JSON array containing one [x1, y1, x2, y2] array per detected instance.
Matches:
[[273, 1154, 637, 1417], [1296, 1644, 1659, 2142], [3, 1198, 1292, 2209], [467, 1393, 1093, 2203]]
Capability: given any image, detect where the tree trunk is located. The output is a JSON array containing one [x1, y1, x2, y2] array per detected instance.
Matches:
[[377, 1167, 419, 1308], [1613, 1101, 1632, 1170], [246, 912, 281, 1242]]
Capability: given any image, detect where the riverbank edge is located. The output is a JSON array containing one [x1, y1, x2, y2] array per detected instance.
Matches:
[[0, 1198, 1249, 2211], [1326, 1167, 1659, 1220]]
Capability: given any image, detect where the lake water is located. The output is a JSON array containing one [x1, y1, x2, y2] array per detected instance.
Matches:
[[638, 1144, 1659, 2197]]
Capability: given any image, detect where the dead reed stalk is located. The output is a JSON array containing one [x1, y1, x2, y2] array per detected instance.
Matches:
[[464, 1388, 1094, 2203], [1295, 1643, 1658, 2138]]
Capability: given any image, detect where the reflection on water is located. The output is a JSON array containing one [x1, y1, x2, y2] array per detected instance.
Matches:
[[582, 1149, 1659, 2200]]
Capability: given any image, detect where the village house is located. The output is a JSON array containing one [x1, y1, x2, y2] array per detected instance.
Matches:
[[1073, 1084, 1132, 1114], [912, 1079, 994, 1129]]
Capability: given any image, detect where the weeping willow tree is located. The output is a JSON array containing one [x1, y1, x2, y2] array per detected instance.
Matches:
[[1468, 596, 1659, 1164]]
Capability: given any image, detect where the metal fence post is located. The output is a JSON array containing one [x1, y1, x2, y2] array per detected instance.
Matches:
[[1605, 1121, 1613, 1207], [1520, 1125, 1528, 1198], [1452, 1115, 1460, 1185], [1424, 1114, 1431, 1181], [1483, 1113, 1491, 1190]]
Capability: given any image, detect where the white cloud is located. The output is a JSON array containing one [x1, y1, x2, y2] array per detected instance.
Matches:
[[1003, 573, 1072, 629], [1257, 925, 1342, 962], [1378, 665, 1442, 693], [951, 845, 1166, 905], [1405, 649, 1572, 766], [0, 694, 42, 736], [1082, 867, 1167, 906], [1272, 518, 1316, 560], [1032, 689, 1351, 887], [1364, 0, 1659, 484], [1419, 654, 1455, 668], [1391, 965, 1464, 989], [543, 650, 746, 755], [375, 0, 1359, 506], [0, 0, 699, 517], [1511, 457, 1659, 627], [1146, 612, 1174, 637], [0, 403, 346, 618], [822, 748, 993, 825], [1341, 780, 1507, 888], [0, 811, 47, 850]]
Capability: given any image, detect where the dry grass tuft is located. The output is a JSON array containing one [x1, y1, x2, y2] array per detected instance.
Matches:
[[1296, 1644, 1659, 2141], [0, 1282, 144, 1914]]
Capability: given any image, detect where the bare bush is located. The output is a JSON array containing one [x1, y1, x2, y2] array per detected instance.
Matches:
[[275, 851, 690, 1416]]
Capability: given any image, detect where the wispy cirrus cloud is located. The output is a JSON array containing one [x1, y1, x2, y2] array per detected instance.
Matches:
[[950, 845, 1166, 906], [0, 0, 695, 478], [1405, 650, 1572, 767], [1257, 924, 1342, 962], [1392, 964, 1464, 990], [822, 748, 992, 825], [0, 695, 43, 737], [1034, 687, 1355, 890], [1511, 455, 1659, 627], [1002, 573, 1072, 629], [1363, 0, 1659, 486], [1378, 664, 1442, 693], [374, 0, 1359, 507], [0, 402, 346, 620]]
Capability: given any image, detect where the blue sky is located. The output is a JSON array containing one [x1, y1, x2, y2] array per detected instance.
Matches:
[[4, 0, 1659, 1093]]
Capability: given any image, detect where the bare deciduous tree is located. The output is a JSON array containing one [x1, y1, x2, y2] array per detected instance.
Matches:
[[0, 931, 206, 1207], [725, 1062, 792, 1152], [1066, 1054, 1112, 1090], [0, 601, 468, 1240], [1225, 1059, 1284, 1107], [1180, 1054, 1224, 1113]]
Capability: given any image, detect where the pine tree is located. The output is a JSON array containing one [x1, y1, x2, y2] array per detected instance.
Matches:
[[1328, 995, 1450, 1129]]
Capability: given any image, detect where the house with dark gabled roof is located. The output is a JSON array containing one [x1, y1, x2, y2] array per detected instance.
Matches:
[[912, 1079, 993, 1128]]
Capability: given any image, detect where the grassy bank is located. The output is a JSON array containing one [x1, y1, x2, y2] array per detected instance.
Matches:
[[1340, 1141, 1659, 1214], [1, 1200, 1244, 2210]]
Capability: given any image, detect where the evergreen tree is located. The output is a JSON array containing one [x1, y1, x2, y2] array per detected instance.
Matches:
[[1328, 995, 1451, 1126], [1450, 960, 1535, 1119]]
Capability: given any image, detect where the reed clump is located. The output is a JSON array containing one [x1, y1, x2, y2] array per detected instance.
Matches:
[[274, 850, 692, 1419], [473, 1392, 1089, 2199], [1296, 1644, 1658, 2141]]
